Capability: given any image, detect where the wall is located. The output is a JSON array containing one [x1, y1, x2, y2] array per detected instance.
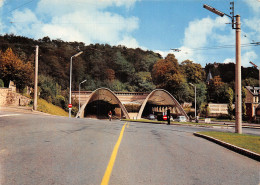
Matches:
[[0, 88, 31, 106], [208, 103, 234, 117]]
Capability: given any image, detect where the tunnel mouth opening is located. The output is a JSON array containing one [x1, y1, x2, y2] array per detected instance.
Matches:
[[141, 103, 180, 120], [84, 100, 120, 119]]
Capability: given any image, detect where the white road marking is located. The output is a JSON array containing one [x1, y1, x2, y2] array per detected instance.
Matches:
[[0, 114, 21, 117]]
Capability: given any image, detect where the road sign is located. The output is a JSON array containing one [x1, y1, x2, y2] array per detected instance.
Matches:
[[68, 104, 72, 108], [163, 115, 167, 120]]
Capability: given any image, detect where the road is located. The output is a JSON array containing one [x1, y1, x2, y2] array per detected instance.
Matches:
[[0, 111, 259, 185]]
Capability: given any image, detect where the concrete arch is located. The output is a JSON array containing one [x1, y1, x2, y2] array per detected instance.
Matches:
[[76, 88, 130, 119], [137, 89, 188, 119]]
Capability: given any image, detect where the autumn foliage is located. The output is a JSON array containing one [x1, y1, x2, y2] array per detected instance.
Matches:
[[0, 48, 34, 89]]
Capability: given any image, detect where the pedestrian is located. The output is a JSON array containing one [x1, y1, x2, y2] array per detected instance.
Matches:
[[167, 108, 171, 125], [108, 110, 112, 121]]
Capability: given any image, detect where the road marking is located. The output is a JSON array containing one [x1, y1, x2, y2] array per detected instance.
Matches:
[[127, 122, 129, 128], [0, 114, 21, 117], [101, 122, 127, 185]]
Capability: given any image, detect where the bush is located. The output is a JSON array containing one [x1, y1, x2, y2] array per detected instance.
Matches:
[[0, 79, 4, 87], [54, 95, 66, 108]]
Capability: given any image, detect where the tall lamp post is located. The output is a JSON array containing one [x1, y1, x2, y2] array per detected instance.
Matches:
[[189, 83, 196, 120], [69, 51, 83, 118], [203, 2, 242, 134], [249, 61, 260, 87], [79, 79, 87, 111]]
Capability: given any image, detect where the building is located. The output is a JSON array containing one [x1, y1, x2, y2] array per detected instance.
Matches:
[[245, 86, 260, 121]]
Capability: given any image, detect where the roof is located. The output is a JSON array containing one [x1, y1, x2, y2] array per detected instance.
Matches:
[[245, 86, 260, 96]]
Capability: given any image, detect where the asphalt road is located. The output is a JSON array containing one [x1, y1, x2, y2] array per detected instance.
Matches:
[[0, 111, 259, 185]]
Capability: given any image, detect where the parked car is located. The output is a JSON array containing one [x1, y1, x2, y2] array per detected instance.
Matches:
[[175, 116, 187, 122], [147, 114, 156, 120]]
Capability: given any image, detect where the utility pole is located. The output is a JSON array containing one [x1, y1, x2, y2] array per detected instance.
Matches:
[[203, 2, 242, 134], [33, 45, 39, 111], [235, 15, 242, 134]]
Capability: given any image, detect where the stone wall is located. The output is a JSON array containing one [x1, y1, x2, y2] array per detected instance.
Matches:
[[0, 88, 31, 106]]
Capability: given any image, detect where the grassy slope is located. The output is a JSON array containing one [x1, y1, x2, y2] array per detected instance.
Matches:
[[198, 131, 260, 154], [37, 99, 68, 117]]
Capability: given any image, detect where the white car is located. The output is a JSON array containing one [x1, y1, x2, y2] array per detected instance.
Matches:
[[175, 116, 187, 122]]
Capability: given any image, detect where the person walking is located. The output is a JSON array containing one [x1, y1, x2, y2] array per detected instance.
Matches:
[[108, 110, 112, 121]]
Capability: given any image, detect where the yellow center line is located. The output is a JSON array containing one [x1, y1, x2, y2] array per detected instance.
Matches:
[[101, 122, 127, 185]]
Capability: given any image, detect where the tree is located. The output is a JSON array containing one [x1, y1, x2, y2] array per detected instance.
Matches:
[[152, 54, 186, 102], [0, 48, 34, 89], [181, 60, 205, 83], [242, 87, 247, 121], [0, 79, 4, 87], [227, 87, 234, 120], [195, 82, 207, 114]]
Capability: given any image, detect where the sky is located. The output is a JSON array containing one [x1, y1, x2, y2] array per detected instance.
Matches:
[[0, 0, 259, 67]]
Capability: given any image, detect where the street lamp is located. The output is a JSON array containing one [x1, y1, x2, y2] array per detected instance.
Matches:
[[249, 61, 260, 87], [203, 2, 242, 134], [189, 83, 196, 120], [79, 79, 87, 111], [69, 51, 83, 118]]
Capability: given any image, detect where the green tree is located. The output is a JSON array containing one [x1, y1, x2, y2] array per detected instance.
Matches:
[[195, 82, 207, 114], [242, 87, 247, 121], [0, 79, 4, 87], [227, 87, 234, 120], [181, 60, 205, 83]]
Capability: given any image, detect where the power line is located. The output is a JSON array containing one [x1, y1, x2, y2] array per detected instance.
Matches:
[[170, 42, 259, 52], [5, 0, 36, 14]]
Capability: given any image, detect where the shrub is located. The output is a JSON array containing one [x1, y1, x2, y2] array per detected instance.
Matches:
[[0, 79, 4, 87]]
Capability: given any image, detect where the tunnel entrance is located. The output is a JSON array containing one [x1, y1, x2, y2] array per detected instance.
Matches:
[[84, 100, 122, 119]]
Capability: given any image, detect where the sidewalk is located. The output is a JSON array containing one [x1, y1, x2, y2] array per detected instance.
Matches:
[[200, 120, 260, 129], [0, 106, 51, 115]]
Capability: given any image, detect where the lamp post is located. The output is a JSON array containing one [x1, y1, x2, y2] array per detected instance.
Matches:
[[79, 79, 87, 111], [33, 45, 39, 111], [69, 51, 83, 118], [249, 61, 260, 87], [189, 83, 196, 120], [203, 2, 242, 134]]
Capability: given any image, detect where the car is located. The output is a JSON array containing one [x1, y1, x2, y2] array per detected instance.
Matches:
[[147, 114, 156, 120], [175, 116, 187, 122]]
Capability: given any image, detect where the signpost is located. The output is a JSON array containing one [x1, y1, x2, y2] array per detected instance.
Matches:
[[163, 115, 167, 121]]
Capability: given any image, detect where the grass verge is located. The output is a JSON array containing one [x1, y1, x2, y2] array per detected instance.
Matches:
[[122, 119, 219, 126], [197, 131, 260, 154], [37, 99, 68, 117]]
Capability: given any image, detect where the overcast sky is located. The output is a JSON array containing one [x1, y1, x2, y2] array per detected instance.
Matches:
[[0, 0, 259, 67]]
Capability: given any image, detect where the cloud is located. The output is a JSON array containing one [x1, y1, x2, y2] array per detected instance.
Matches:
[[183, 16, 228, 48], [223, 58, 234, 64], [7, 0, 140, 48], [0, 0, 5, 8], [8, 9, 39, 37], [155, 15, 259, 68], [176, 16, 230, 64], [241, 51, 257, 67], [223, 51, 258, 67], [244, 0, 260, 13], [117, 35, 140, 48], [244, 18, 260, 40]]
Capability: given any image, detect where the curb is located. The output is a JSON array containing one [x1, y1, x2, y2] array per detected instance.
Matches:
[[193, 132, 260, 162]]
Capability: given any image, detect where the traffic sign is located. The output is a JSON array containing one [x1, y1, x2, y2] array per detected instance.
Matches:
[[163, 115, 167, 120], [68, 104, 72, 108]]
